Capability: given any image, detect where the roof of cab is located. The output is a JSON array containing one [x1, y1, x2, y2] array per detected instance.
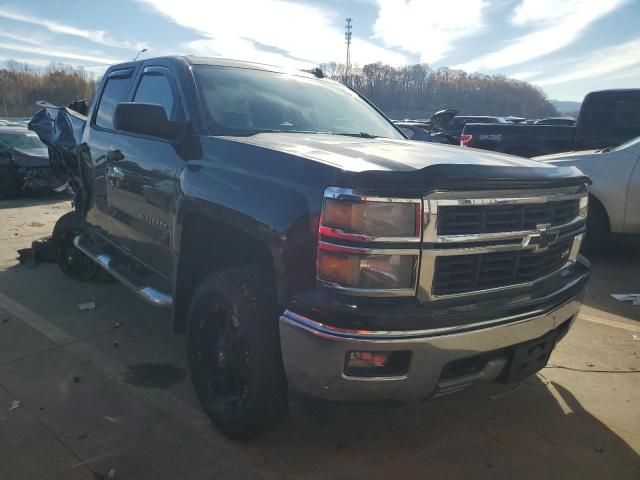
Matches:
[[109, 55, 319, 78]]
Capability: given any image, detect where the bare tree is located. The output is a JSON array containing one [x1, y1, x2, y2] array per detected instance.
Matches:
[[319, 62, 558, 118]]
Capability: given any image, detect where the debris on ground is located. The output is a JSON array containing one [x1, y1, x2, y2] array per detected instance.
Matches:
[[611, 293, 640, 305], [107, 468, 117, 479], [102, 416, 123, 424], [114, 321, 122, 329], [586, 362, 595, 367], [16, 236, 58, 267], [632, 334, 639, 341], [72, 376, 80, 383], [78, 302, 96, 311], [112, 341, 119, 348], [8, 400, 21, 411]]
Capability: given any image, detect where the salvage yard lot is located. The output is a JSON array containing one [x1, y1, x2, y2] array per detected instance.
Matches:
[[1, 197, 639, 480]]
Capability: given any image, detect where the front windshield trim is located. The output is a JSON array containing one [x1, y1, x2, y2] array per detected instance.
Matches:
[[192, 65, 405, 140]]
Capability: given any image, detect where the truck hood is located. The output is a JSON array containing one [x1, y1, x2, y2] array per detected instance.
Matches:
[[229, 133, 559, 172], [226, 133, 589, 192], [534, 150, 600, 162]]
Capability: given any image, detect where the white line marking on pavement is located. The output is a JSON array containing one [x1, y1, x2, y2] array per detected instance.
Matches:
[[579, 312, 640, 332], [0, 290, 207, 421]]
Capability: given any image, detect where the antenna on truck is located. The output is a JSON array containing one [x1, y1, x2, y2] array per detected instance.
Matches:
[[133, 48, 148, 61]]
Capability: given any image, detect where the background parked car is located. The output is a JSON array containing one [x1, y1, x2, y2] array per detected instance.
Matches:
[[0, 125, 67, 199], [460, 89, 640, 157], [535, 135, 640, 250]]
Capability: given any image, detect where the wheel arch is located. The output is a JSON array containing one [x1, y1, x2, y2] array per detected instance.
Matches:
[[172, 208, 285, 334]]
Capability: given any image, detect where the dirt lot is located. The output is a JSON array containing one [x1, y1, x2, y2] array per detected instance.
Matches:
[[1, 197, 639, 480]]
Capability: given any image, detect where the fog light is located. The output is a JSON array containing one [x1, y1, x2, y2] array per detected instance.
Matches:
[[348, 351, 391, 368], [344, 351, 411, 377]]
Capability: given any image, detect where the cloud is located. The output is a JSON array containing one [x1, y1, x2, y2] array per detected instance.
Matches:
[[533, 37, 640, 86], [0, 9, 146, 50], [139, 0, 409, 67], [0, 40, 121, 64], [455, 0, 628, 72], [372, 0, 488, 64], [509, 70, 543, 81]]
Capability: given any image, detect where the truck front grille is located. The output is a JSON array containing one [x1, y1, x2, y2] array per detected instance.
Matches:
[[432, 237, 574, 295], [418, 186, 588, 300], [437, 199, 580, 235]]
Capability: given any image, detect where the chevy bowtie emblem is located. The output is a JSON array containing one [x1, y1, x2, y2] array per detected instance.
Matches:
[[522, 223, 559, 252]]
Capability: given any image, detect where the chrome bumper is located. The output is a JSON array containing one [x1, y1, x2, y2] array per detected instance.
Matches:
[[279, 295, 583, 402]]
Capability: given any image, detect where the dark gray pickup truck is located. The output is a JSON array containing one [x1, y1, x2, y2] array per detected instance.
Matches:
[[461, 89, 640, 157], [31, 55, 591, 439]]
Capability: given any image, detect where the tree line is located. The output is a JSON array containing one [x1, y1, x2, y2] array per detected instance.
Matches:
[[320, 62, 558, 119], [0, 61, 97, 117], [0, 59, 557, 119]]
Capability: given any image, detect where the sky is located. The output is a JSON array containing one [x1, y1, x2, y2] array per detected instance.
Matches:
[[0, 0, 638, 101]]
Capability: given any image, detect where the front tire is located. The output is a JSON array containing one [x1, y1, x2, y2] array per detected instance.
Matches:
[[187, 267, 287, 440]]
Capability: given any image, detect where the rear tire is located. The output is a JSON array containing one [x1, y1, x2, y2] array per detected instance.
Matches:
[[52, 212, 112, 282], [187, 267, 287, 440], [0, 166, 20, 200]]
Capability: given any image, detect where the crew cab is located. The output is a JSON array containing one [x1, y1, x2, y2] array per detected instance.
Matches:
[[460, 89, 640, 157], [30, 56, 591, 440]]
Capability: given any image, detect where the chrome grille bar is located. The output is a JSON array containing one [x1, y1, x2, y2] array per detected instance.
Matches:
[[418, 186, 588, 301]]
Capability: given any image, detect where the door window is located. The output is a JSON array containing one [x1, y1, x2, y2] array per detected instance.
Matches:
[[95, 74, 131, 129], [133, 72, 181, 120]]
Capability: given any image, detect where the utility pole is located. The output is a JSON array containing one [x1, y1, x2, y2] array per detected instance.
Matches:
[[344, 17, 352, 87]]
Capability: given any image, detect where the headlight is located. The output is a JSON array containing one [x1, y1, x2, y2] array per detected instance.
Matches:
[[316, 187, 421, 296], [321, 198, 420, 239]]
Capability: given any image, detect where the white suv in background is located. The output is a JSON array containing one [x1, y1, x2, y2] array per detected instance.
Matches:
[[536, 136, 640, 249]]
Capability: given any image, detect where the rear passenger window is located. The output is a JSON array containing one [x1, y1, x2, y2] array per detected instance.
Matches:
[[133, 73, 180, 119], [95, 74, 131, 129]]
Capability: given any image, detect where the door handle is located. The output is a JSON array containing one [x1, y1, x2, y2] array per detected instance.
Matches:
[[107, 150, 124, 162]]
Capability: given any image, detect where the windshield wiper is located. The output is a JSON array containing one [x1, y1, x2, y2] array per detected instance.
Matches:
[[330, 132, 382, 139]]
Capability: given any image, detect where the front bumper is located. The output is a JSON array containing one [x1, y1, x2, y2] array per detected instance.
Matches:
[[279, 292, 584, 402]]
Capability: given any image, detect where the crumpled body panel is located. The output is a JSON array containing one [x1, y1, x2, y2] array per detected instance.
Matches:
[[28, 102, 87, 201]]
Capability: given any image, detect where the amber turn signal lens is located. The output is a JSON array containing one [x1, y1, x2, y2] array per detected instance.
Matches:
[[317, 247, 416, 290], [317, 249, 360, 286]]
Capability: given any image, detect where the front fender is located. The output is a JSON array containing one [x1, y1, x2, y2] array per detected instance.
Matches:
[[174, 158, 321, 303]]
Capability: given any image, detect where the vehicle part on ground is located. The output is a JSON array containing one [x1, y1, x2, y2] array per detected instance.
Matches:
[[187, 267, 287, 440]]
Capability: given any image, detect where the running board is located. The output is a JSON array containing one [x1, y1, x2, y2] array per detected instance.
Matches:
[[73, 234, 173, 308]]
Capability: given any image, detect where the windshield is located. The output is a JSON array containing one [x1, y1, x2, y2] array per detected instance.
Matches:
[[611, 134, 640, 152], [0, 131, 46, 149], [193, 65, 403, 139]]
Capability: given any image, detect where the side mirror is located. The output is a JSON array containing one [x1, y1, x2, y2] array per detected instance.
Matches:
[[113, 102, 186, 140]]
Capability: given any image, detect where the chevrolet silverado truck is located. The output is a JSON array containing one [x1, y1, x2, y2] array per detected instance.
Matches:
[[461, 89, 640, 157], [30, 56, 591, 440]]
